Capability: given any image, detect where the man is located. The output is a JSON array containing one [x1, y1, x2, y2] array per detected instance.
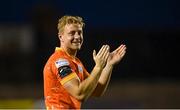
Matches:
[[43, 15, 126, 109]]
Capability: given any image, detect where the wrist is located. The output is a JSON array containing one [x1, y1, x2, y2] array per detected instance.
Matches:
[[94, 64, 103, 71], [106, 63, 114, 68]]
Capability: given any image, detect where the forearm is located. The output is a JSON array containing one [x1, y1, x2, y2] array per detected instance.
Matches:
[[99, 63, 113, 84], [77, 65, 103, 101], [93, 63, 114, 96]]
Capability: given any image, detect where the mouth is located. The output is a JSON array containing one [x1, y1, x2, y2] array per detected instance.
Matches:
[[72, 42, 80, 45], [72, 41, 81, 45]]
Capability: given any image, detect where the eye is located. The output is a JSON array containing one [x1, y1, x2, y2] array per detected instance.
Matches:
[[69, 31, 75, 36], [78, 31, 82, 35]]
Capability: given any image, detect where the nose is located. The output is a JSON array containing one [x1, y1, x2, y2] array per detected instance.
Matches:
[[74, 32, 80, 39]]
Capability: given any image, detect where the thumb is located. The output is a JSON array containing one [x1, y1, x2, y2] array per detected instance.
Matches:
[[93, 50, 96, 59]]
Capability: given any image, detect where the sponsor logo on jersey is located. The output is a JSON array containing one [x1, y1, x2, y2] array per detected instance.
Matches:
[[55, 59, 69, 68]]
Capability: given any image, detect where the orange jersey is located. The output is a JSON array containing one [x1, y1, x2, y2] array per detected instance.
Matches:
[[43, 47, 89, 109]]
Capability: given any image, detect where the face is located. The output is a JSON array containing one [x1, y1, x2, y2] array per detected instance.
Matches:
[[60, 24, 83, 51]]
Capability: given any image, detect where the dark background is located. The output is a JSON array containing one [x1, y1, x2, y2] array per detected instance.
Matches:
[[0, 0, 179, 109]]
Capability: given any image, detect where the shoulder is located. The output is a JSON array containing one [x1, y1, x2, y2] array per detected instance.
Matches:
[[44, 50, 67, 69], [44, 51, 72, 75], [54, 58, 71, 69], [48, 50, 65, 62]]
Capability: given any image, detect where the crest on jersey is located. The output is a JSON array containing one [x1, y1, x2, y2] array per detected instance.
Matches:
[[78, 64, 83, 73]]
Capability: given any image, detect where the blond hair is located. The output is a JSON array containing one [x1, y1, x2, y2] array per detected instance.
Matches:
[[57, 15, 85, 34]]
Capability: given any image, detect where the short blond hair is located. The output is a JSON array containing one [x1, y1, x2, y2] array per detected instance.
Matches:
[[57, 15, 85, 34]]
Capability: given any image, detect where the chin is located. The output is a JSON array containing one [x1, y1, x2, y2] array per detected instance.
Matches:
[[76, 47, 81, 50], [71, 46, 81, 51]]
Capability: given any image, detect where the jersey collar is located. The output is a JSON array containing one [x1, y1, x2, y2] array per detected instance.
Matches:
[[55, 47, 77, 60]]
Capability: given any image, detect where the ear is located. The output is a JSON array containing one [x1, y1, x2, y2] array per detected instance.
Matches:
[[58, 33, 63, 42]]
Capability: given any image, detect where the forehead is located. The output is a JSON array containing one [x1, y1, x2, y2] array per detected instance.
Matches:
[[64, 24, 83, 32]]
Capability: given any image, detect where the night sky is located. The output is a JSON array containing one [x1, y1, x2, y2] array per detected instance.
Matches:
[[0, 0, 179, 27]]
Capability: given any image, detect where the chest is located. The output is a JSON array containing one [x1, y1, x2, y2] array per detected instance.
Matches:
[[71, 61, 84, 81]]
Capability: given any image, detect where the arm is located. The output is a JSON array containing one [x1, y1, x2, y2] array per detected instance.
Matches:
[[92, 44, 126, 97], [63, 45, 110, 101], [91, 63, 113, 97]]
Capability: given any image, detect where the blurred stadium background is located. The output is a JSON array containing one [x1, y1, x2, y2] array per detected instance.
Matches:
[[0, 0, 179, 109]]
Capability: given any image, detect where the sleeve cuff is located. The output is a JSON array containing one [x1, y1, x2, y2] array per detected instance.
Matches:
[[60, 72, 77, 85]]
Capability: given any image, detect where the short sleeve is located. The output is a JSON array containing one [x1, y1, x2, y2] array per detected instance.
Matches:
[[54, 58, 78, 85]]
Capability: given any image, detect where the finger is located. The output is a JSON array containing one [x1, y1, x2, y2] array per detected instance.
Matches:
[[93, 50, 96, 60], [112, 44, 124, 54], [117, 45, 126, 54], [104, 51, 110, 61], [102, 45, 110, 58], [97, 45, 105, 56], [120, 50, 126, 58], [97, 45, 107, 57], [119, 49, 126, 57]]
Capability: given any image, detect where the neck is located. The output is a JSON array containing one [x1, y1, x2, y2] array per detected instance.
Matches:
[[60, 46, 77, 58]]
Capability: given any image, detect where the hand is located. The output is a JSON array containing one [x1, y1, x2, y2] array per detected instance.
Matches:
[[107, 44, 126, 66], [93, 45, 110, 69]]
